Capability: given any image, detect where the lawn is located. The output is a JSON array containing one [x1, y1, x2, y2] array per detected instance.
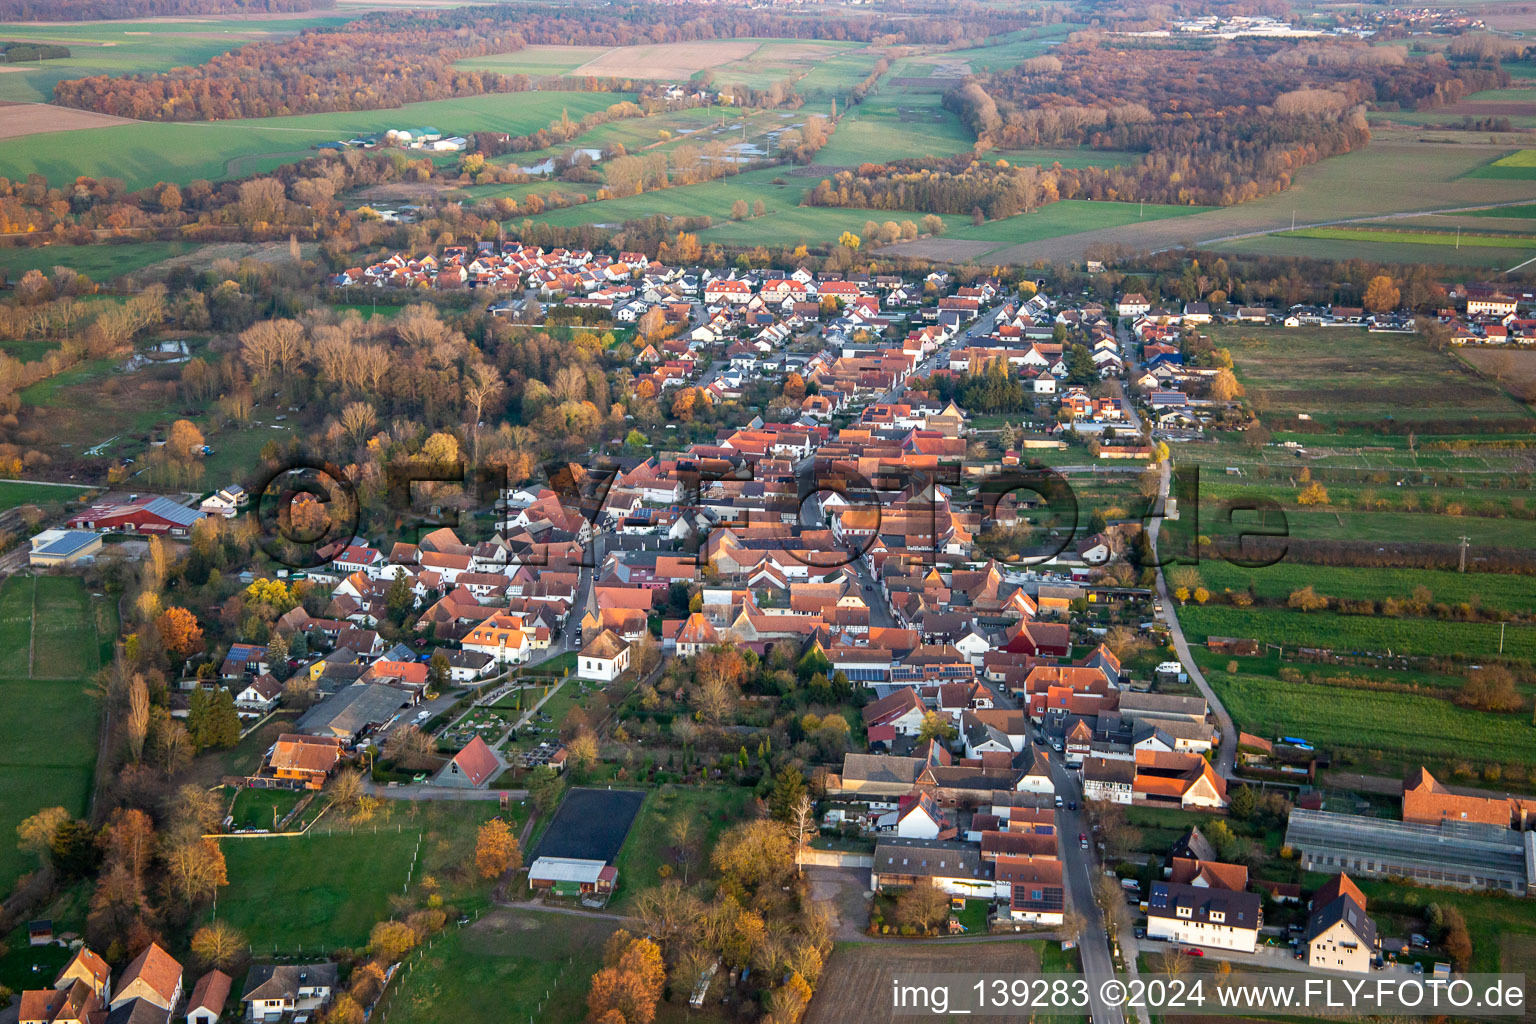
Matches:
[[214, 801, 497, 950], [1465, 202, 1536, 219], [0, 91, 631, 190], [227, 786, 305, 831], [380, 908, 617, 1024], [1207, 669, 1536, 772], [610, 784, 753, 907]]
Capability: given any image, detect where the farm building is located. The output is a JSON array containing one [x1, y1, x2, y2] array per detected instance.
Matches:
[[527, 856, 616, 896], [28, 529, 102, 568], [294, 683, 410, 743], [67, 495, 205, 537]]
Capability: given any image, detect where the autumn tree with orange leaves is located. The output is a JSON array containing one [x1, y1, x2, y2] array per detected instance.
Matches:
[[155, 607, 204, 661], [586, 931, 665, 1024]]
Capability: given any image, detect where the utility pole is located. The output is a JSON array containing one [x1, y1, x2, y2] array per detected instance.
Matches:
[[1458, 534, 1470, 572], [1499, 622, 1505, 655], [1291, 210, 1296, 231]]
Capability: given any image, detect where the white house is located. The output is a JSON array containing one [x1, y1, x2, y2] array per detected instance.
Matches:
[[578, 629, 631, 682], [239, 964, 337, 1022], [199, 485, 247, 518], [1146, 883, 1262, 953]]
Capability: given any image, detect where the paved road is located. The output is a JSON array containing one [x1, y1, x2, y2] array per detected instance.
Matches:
[[1146, 458, 1238, 780], [1047, 752, 1127, 1024]]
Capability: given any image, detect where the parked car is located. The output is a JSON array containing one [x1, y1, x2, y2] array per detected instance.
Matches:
[[1185, 948, 1204, 957], [1079, 833, 1088, 849]]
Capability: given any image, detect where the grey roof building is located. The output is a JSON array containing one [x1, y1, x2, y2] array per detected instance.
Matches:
[[295, 683, 408, 741], [1284, 808, 1536, 895]]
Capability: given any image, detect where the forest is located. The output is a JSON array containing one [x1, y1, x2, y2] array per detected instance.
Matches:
[[0, 0, 322, 20], [51, 2, 1036, 122], [800, 36, 1508, 213]]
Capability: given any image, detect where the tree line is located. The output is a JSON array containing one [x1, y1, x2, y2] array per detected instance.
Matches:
[[52, 2, 1027, 121], [0, 0, 320, 21]]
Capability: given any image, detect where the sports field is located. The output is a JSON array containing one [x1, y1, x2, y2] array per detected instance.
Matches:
[[0, 91, 629, 190], [0, 576, 109, 891]]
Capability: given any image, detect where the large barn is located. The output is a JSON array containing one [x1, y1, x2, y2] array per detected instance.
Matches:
[[67, 496, 206, 537]]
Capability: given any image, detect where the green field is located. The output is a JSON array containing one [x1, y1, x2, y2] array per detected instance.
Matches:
[[520, 165, 970, 246], [1214, 325, 1530, 428], [995, 147, 1140, 170], [1221, 232, 1524, 268], [1280, 226, 1536, 250], [1195, 560, 1536, 615], [1465, 149, 1536, 180], [1465, 203, 1536, 219], [381, 908, 616, 1024], [0, 480, 94, 509], [943, 28, 1080, 73], [1180, 603, 1536, 661], [213, 802, 501, 950], [813, 92, 975, 166], [0, 91, 630, 190], [0, 16, 358, 104], [943, 199, 1209, 252], [708, 38, 867, 93], [0, 242, 198, 282], [1208, 669, 1536, 771], [0, 576, 105, 891]]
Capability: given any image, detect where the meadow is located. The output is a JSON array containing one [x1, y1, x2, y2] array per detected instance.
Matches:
[[1464, 148, 1536, 180], [454, 44, 613, 77], [1212, 324, 1530, 429], [1280, 226, 1536, 250], [1206, 667, 1536, 773], [0, 91, 628, 190], [380, 908, 617, 1024], [707, 38, 867, 93], [811, 92, 975, 167], [1179, 604, 1536, 661], [0, 241, 198, 282], [518, 166, 971, 246], [610, 784, 753, 908], [1217, 233, 1524, 269], [214, 801, 500, 951], [0, 576, 106, 892], [1195, 558, 1536, 615]]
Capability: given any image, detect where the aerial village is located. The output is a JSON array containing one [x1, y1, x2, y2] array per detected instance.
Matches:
[[15, 239, 1533, 1024]]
